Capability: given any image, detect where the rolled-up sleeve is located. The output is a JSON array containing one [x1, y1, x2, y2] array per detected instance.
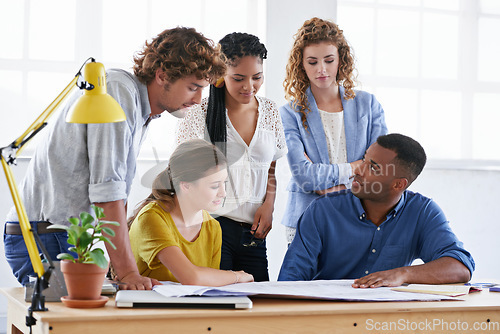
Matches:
[[87, 76, 138, 203]]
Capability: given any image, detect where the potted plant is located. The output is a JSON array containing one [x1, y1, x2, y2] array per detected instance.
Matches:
[[48, 205, 119, 307]]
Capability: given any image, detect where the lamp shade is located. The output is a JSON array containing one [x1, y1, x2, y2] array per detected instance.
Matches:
[[66, 61, 126, 123]]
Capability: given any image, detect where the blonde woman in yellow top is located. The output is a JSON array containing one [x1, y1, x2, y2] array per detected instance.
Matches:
[[129, 139, 254, 286]]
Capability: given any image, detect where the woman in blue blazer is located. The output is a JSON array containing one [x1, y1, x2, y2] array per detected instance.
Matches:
[[281, 18, 388, 244]]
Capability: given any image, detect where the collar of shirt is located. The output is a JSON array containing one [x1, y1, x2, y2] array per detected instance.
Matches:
[[352, 191, 407, 224], [132, 73, 153, 125], [144, 113, 161, 127]]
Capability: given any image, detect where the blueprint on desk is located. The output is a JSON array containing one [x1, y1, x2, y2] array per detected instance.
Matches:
[[153, 279, 459, 302]]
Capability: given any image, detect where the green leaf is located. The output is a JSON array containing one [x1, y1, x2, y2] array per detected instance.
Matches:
[[78, 231, 93, 250], [57, 206, 118, 265], [57, 253, 75, 261], [80, 211, 94, 226], [92, 205, 105, 219], [98, 236, 116, 250], [74, 225, 87, 234], [68, 217, 80, 226], [66, 229, 78, 246], [82, 222, 94, 230], [101, 220, 120, 227], [89, 249, 108, 269], [92, 248, 105, 256], [101, 227, 116, 237], [47, 224, 69, 232]]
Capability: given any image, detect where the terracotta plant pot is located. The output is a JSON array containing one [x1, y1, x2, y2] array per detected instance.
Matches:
[[60, 260, 108, 300]]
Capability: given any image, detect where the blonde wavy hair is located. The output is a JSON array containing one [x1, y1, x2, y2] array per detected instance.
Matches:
[[284, 17, 357, 129]]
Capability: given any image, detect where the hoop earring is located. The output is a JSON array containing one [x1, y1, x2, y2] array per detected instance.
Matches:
[[215, 77, 225, 88]]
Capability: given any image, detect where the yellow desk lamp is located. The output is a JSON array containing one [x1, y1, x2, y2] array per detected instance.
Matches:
[[0, 57, 126, 324]]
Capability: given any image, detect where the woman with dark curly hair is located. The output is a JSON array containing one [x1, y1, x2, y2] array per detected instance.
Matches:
[[281, 17, 388, 245], [176, 33, 287, 281]]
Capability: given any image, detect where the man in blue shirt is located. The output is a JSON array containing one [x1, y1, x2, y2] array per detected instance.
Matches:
[[278, 133, 474, 288]]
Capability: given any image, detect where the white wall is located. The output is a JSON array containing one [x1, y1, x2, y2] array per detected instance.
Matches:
[[265, 0, 337, 105], [409, 166, 500, 280]]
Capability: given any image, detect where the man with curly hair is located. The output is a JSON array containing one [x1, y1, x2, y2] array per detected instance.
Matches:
[[4, 27, 226, 290]]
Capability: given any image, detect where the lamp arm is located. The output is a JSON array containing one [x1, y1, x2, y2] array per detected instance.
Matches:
[[14, 75, 79, 156], [0, 57, 120, 326], [0, 157, 44, 277], [0, 68, 81, 279]]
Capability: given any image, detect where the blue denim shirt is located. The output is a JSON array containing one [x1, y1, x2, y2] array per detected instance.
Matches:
[[278, 190, 475, 281], [280, 87, 387, 228]]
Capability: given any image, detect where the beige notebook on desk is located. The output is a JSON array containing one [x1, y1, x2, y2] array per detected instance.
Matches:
[[392, 284, 480, 297]]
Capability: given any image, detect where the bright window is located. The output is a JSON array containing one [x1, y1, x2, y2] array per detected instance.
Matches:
[[337, 0, 500, 161]]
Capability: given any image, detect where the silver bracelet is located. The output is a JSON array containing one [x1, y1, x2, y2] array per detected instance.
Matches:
[[229, 270, 239, 284]]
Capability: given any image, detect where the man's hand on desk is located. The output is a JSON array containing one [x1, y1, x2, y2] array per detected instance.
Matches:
[[352, 258, 471, 288], [119, 272, 161, 290], [352, 267, 408, 289]]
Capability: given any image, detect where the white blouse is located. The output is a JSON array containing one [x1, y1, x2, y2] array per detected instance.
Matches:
[[176, 96, 287, 224], [318, 109, 352, 187]]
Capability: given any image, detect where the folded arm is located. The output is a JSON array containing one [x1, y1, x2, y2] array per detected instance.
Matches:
[[282, 111, 345, 192]]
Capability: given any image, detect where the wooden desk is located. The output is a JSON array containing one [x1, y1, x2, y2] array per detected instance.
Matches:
[[2, 287, 500, 334]]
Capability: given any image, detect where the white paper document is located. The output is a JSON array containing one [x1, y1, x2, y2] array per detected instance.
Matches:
[[391, 284, 479, 297], [153, 280, 458, 301]]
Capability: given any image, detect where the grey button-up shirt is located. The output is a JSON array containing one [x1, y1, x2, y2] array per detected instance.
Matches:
[[7, 69, 153, 225]]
